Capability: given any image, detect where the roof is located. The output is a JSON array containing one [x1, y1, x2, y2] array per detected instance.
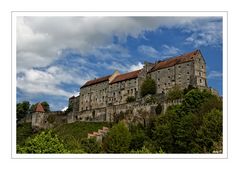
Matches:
[[149, 50, 200, 73], [80, 74, 111, 88], [110, 69, 141, 84], [35, 103, 45, 113]]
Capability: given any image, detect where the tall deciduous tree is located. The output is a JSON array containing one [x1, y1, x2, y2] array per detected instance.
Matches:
[[140, 77, 156, 97], [17, 101, 30, 121]]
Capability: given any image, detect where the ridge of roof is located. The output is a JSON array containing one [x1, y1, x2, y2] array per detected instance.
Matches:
[[80, 74, 112, 88], [110, 69, 142, 84], [149, 49, 200, 73]]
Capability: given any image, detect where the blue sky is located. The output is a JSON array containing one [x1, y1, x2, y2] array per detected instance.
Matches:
[[16, 16, 222, 111]]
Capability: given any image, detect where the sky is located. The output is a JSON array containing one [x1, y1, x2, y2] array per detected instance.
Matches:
[[16, 16, 223, 111]]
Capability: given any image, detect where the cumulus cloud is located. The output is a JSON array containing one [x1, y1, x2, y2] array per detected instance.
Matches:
[[128, 62, 144, 72]]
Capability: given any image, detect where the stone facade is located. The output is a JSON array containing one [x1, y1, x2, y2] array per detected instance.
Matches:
[[69, 50, 208, 122]]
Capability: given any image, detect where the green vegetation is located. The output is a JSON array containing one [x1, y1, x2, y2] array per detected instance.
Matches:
[[17, 123, 33, 146], [103, 122, 131, 153], [166, 85, 183, 101], [126, 96, 136, 103], [17, 130, 69, 153], [17, 101, 30, 121], [52, 121, 109, 152], [140, 77, 156, 97], [17, 88, 223, 154]]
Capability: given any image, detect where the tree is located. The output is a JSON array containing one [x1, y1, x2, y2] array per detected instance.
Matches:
[[140, 77, 156, 97], [17, 101, 30, 121], [17, 130, 68, 153], [166, 85, 183, 101], [41, 101, 50, 112], [80, 138, 102, 153], [129, 124, 146, 151], [103, 122, 131, 153]]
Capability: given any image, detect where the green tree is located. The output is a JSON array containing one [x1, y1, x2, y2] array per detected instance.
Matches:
[[17, 101, 30, 121], [129, 124, 146, 151], [103, 122, 131, 153], [17, 130, 68, 153], [80, 138, 102, 153], [140, 77, 156, 97], [41, 101, 50, 112], [167, 85, 183, 101]]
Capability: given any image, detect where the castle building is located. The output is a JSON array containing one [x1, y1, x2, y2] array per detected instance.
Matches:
[[69, 49, 207, 121]]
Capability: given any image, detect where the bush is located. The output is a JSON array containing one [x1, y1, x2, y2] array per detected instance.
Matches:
[[155, 103, 162, 115], [167, 85, 183, 101], [126, 96, 136, 103], [80, 138, 102, 153], [103, 122, 131, 153], [17, 130, 69, 153], [140, 77, 156, 97]]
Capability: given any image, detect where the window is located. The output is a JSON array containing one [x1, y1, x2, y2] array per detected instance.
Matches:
[[128, 90, 130, 94], [168, 68, 170, 71], [178, 65, 181, 68], [200, 79, 202, 83], [199, 72, 201, 76], [168, 76, 170, 78], [187, 63, 190, 66], [187, 72, 190, 74], [202, 65, 203, 69]]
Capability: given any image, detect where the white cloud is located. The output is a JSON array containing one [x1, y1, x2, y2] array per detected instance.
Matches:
[[184, 19, 222, 47], [61, 106, 68, 112], [207, 71, 222, 79], [138, 44, 182, 59], [17, 66, 96, 97], [128, 62, 144, 72]]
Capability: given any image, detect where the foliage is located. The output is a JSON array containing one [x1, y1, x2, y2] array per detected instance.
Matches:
[[155, 103, 162, 115], [103, 122, 131, 153], [17, 130, 68, 153], [17, 123, 33, 146], [80, 138, 102, 153], [129, 124, 146, 151], [65, 101, 73, 114], [182, 89, 213, 114], [126, 96, 136, 103], [140, 77, 156, 97], [131, 146, 151, 153], [53, 121, 109, 151], [41, 101, 50, 112], [167, 85, 184, 101], [17, 101, 30, 121]]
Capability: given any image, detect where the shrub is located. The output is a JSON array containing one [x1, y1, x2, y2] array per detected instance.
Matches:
[[167, 85, 183, 101], [126, 96, 136, 103], [80, 138, 102, 153], [103, 122, 131, 153], [17, 130, 68, 153], [155, 103, 162, 115]]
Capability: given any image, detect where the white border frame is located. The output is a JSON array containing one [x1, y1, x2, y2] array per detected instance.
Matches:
[[12, 11, 228, 159]]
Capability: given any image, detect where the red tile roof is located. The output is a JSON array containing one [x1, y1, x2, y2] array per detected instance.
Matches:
[[149, 50, 200, 73], [110, 69, 141, 84], [80, 75, 111, 88], [35, 103, 45, 113]]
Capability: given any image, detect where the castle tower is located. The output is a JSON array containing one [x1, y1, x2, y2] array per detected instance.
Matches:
[[32, 103, 46, 131]]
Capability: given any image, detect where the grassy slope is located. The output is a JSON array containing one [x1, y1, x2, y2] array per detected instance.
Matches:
[[52, 122, 109, 152], [17, 123, 33, 146]]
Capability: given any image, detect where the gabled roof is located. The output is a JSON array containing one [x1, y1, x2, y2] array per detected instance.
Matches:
[[149, 50, 200, 73], [80, 74, 111, 88], [35, 103, 45, 113], [110, 69, 142, 84]]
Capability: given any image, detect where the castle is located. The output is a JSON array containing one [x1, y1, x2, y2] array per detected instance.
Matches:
[[67, 49, 208, 123]]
